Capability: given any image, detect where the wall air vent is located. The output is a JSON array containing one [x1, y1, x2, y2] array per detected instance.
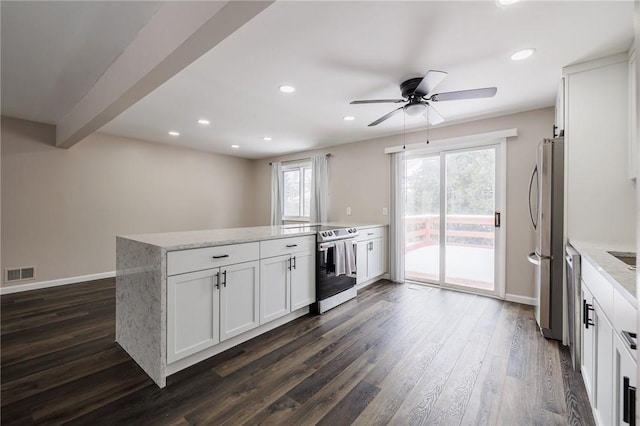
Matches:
[[5, 267, 36, 283]]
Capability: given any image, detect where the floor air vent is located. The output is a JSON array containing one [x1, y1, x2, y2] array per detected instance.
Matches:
[[5, 267, 36, 283]]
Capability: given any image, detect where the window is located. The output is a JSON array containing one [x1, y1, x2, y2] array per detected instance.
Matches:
[[283, 162, 312, 221]]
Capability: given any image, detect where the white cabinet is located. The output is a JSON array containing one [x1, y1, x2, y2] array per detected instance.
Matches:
[[356, 227, 387, 285], [614, 332, 637, 426], [167, 259, 260, 363], [594, 300, 615, 426], [582, 283, 596, 401], [219, 261, 260, 341], [291, 250, 315, 310], [581, 256, 638, 426], [260, 254, 291, 324], [167, 269, 220, 364], [259, 236, 316, 325]]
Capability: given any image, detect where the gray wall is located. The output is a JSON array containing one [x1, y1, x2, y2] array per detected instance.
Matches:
[[254, 107, 555, 299], [1, 116, 256, 285]]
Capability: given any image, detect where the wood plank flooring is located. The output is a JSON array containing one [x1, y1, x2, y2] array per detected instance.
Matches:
[[1, 278, 595, 425]]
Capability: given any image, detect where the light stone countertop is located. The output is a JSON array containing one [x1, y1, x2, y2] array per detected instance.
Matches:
[[569, 240, 637, 303], [119, 223, 388, 251]]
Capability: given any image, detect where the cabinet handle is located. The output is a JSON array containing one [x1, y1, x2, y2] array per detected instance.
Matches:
[[583, 300, 594, 329], [212, 254, 230, 259], [368, 232, 374, 236], [222, 270, 227, 287], [623, 331, 638, 350], [624, 376, 637, 425], [288, 258, 292, 271], [368, 242, 373, 251], [292, 256, 297, 270], [286, 244, 298, 248], [215, 271, 220, 289]]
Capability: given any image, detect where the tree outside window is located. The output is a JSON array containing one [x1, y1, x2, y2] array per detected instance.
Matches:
[[283, 162, 312, 221]]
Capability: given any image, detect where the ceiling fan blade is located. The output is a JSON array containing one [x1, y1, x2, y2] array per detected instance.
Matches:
[[425, 104, 445, 125], [430, 87, 497, 102], [414, 70, 448, 97], [368, 107, 404, 127], [350, 99, 405, 104]]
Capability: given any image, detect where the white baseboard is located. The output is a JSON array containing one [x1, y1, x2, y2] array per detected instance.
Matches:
[[356, 273, 390, 290], [1, 271, 116, 295], [505, 293, 536, 306]]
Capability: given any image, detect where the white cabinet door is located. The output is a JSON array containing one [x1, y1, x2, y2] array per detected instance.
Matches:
[[220, 261, 260, 341], [368, 237, 385, 278], [291, 250, 316, 310], [356, 241, 368, 284], [614, 332, 637, 426], [260, 255, 291, 325], [582, 283, 596, 402], [595, 300, 615, 426], [167, 269, 220, 363]]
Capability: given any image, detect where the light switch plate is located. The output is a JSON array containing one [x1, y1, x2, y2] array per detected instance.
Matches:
[[382, 207, 388, 216], [346, 207, 352, 216]]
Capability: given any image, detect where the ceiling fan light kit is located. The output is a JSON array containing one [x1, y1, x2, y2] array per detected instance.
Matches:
[[349, 70, 497, 127]]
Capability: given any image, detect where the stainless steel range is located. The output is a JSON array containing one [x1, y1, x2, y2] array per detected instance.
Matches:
[[315, 226, 359, 313]]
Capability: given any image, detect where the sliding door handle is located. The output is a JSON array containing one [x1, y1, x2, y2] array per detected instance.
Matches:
[[494, 212, 501, 228]]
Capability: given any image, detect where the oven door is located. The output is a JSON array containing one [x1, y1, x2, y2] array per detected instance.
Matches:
[[317, 241, 357, 301]]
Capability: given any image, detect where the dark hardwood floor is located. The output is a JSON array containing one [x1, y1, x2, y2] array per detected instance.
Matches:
[[1, 278, 595, 425]]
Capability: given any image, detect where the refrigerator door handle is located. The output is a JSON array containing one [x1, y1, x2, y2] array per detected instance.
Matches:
[[527, 252, 541, 265], [528, 166, 539, 230]]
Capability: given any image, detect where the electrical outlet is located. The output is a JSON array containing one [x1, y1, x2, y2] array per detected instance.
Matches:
[[346, 207, 352, 216], [382, 207, 388, 216]]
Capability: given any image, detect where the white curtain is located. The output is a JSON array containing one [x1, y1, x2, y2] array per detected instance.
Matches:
[[389, 151, 406, 283], [270, 162, 283, 226], [310, 156, 329, 224]]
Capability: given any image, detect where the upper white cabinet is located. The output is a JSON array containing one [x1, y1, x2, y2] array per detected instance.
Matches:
[[563, 53, 635, 244], [555, 76, 565, 137], [356, 227, 387, 285], [628, 48, 637, 180]]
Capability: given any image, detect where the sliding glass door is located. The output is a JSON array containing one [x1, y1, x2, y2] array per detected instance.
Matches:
[[404, 144, 503, 297]]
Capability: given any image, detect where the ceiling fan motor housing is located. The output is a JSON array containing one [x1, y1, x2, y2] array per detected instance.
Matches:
[[400, 77, 426, 98]]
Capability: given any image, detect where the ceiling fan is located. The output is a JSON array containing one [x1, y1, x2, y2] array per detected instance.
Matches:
[[350, 70, 497, 127]]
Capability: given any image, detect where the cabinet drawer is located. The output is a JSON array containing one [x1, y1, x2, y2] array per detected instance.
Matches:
[[260, 236, 315, 258], [613, 288, 638, 338], [356, 227, 386, 242], [582, 259, 614, 320], [167, 242, 259, 276]]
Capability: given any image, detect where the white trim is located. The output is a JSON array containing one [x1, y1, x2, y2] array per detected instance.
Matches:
[[384, 128, 518, 154], [505, 293, 536, 306], [0, 271, 115, 295], [562, 52, 628, 76]]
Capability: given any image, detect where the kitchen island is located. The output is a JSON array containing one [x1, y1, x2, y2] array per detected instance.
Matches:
[[116, 224, 319, 388], [116, 223, 388, 388]]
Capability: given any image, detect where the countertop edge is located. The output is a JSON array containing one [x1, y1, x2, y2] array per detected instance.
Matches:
[[569, 239, 637, 304]]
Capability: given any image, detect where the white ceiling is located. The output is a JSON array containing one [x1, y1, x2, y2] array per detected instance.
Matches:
[[2, 1, 635, 159], [1, 1, 162, 124]]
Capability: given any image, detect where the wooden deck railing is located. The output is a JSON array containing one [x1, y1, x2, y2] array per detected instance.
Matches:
[[405, 214, 494, 252]]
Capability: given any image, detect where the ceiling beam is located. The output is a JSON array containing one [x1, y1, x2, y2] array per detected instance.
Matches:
[[55, 1, 273, 149]]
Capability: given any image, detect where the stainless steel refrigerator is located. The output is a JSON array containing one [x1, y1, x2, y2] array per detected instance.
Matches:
[[527, 137, 564, 340]]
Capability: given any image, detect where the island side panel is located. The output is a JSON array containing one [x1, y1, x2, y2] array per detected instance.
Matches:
[[115, 237, 166, 387]]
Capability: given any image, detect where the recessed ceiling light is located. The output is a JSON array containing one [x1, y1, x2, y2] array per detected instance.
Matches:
[[231, 145, 240, 149], [197, 119, 210, 125], [511, 48, 536, 61], [343, 116, 355, 121], [279, 85, 296, 93], [263, 137, 272, 141], [168, 131, 180, 136], [496, 0, 520, 5]]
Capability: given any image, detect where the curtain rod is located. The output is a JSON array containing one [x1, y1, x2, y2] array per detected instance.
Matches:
[[269, 153, 331, 166]]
